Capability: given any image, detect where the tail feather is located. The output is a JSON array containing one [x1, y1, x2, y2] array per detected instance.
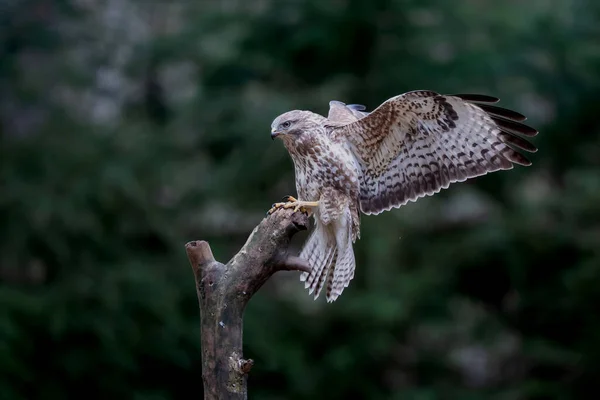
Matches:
[[325, 266, 335, 301], [307, 244, 335, 295], [299, 226, 328, 284], [326, 215, 356, 302], [299, 222, 337, 298], [299, 210, 357, 303], [314, 250, 337, 299]]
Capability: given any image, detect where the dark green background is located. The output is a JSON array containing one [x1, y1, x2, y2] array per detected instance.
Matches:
[[2, 1, 599, 399]]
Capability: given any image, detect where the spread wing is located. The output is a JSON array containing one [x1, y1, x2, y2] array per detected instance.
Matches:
[[332, 90, 538, 215]]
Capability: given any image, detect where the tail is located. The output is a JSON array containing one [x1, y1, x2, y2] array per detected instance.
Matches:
[[299, 221, 337, 299], [299, 212, 356, 302], [326, 209, 356, 302]]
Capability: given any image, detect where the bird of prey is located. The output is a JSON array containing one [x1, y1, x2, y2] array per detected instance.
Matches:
[[268, 90, 538, 302]]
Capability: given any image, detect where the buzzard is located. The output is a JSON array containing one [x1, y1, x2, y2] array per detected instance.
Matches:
[[269, 90, 538, 302]]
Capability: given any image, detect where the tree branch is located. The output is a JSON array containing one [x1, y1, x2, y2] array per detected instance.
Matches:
[[185, 208, 310, 400]]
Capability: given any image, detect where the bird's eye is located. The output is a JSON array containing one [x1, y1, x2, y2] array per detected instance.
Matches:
[[281, 121, 291, 129]]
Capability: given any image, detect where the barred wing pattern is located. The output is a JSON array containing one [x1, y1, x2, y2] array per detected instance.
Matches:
[[335, 91, 538, 215]]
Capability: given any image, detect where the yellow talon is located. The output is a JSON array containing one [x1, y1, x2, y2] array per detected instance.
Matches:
[[267, 202, 286, 215], [267, 197, 319, 216]]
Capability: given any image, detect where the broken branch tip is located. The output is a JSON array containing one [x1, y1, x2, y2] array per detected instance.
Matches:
[[185, 240, 216, 268]]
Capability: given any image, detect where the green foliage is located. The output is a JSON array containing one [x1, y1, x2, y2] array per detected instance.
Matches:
[[1, 0, 599, 398]]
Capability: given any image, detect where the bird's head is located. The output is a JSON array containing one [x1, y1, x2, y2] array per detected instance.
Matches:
[[270, 110, 317, 142]]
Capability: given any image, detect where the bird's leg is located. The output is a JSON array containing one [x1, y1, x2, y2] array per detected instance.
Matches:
[[268, 195, 319, 215], [285, 200, 319, 213]]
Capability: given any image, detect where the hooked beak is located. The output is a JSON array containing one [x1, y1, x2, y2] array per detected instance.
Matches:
[[271, 129, 281, 140]]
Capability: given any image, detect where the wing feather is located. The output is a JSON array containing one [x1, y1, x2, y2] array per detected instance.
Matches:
[[327, 101, 371, 125], [475, 104, 528, 121], [450, 94, 500, 103], [333, 90, 538, 215], [491, 117, 538, 137]]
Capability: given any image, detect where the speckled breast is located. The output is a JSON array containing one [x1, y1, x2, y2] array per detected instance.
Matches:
[[292, 138, 361, 202]]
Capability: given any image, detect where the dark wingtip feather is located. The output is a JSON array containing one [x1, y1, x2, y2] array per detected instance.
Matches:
[[505, 150, 532, 166], [492, 117, 538, 137], [478, 104, 528, 122], [499, 132, 538, 153], [452, 93, 500, 103]]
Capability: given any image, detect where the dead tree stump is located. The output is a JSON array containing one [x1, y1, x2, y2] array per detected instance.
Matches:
[[185, 208, 310, 399]]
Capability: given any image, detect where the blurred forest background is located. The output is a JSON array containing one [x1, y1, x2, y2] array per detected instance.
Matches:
[[1, 0, 599, 399]]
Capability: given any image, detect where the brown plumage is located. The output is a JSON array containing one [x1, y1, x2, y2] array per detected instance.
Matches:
[[270, 90, 538, 302]]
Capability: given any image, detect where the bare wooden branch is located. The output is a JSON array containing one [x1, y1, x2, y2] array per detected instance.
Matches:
[[185, 208, 310, 400], [277, 255, 311, 273]]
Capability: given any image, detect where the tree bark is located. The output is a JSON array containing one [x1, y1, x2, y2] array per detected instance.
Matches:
[[185, 208, 311, 400]]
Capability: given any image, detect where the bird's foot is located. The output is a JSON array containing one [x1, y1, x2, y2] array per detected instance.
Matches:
[[267, 195, 298, 215], [267, 195, 318, 215]]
